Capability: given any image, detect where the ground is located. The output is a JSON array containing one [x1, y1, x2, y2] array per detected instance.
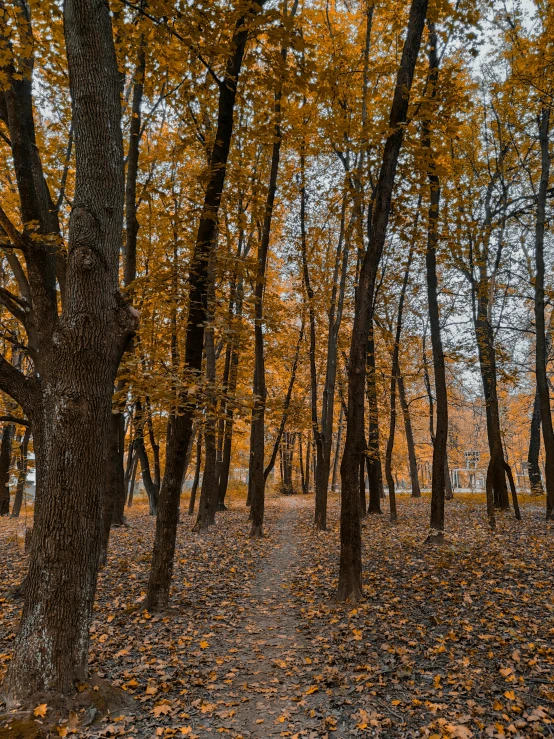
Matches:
[[0, 491, 553, 738]]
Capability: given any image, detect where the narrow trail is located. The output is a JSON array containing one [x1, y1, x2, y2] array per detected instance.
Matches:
[[202, 497, 338, 739]]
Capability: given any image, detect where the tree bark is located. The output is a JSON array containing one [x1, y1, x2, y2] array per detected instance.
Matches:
[[104, 31, 147, 542], [195, 283, 218, 531], [366, 324, 383, 513], [0, 423, 14, 516], [422, 23, 448, 543], [384, 231, 417, 521], [188, 432, 202, 516], [397, 371, 420, 497], [528, 389, 544, 494], [11, 426, 31, 518], [249, 4, 297, 537], [338, 0, 428, 601], [534, 107, 554, 520], [3, 0, 137, 703]]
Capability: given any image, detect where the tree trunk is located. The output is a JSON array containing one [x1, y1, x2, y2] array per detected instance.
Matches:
[[528, 389, 544, 494], [127, 452, 139, 508], [384, 231, 416, 521], [366, 324, 383, 514], [422, 23, 448, 543], [534, 107, 554, 520], [104, 32, 147, 541], [264, 320, 304, 481], [195, 290, 218, 531], [281, 433, 295, 494], [397, 371, 420, 497], [249, 9, 297, 536], [0, 423, 14, 515], [4, 0, 137, 703], [134, 399, 159, 515], [331, 403, 344, 494], [188, 433, 202, 516], [11, 426, 31, 518], [474, 303, 509, 509], [144, 4, 260, 610], [338, 0, 428, 601]]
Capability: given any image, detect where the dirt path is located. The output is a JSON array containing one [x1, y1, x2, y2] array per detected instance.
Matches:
[[193, 497, 340, 739]]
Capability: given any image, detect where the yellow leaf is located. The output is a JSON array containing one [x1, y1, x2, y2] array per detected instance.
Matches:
[[153, 704, 172, 717], [199, 640, 209, 649], [145, 684, 158, 695], [34, 704, 48, 718], [57, 728, 68, 738], [504, 690, 515, 701], [391, 699, 401, 706], [305, 685, 318, 695]]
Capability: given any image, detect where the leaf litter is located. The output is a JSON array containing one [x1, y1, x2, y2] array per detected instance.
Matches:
[[0, 494, 553, 738]]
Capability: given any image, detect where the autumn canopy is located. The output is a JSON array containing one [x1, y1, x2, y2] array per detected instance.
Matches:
[[0, 0, 553, 736]]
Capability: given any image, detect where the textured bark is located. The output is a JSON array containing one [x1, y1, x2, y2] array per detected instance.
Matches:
[[145, 4, 260, 609], [3, 0, 137, 704], [422, 24, 447, 543], [528, 389, 544, 494], [0, 423, 14, 515], [11, 426, 31, 517], [338, 0, 428, 601], [534, 107, 554, 520]]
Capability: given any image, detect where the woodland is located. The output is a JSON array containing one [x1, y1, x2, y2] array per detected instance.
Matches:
[[0, 0, 553, 736]]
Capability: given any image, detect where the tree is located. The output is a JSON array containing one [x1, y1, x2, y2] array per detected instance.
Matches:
[[1, 0, 137, 703], [338, 0, 429, 602]]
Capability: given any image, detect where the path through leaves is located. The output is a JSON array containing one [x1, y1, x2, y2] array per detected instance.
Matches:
[[1, 495, 553, 738]]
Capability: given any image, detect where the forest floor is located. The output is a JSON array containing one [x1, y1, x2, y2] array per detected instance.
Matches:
[[1, 492, 553, 739]]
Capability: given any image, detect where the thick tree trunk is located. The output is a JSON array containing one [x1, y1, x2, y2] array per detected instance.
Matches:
[[423, 24, 448, 543], [397, 371, 420, 497], [528, 389, 544, 494], [534, 107, 554, 520], [0, 423, 13, 516], [144, 5, 260, 609], [11, 426, 31, 518], [338, 0, 428, 601], [4, 0, 136, 703]]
